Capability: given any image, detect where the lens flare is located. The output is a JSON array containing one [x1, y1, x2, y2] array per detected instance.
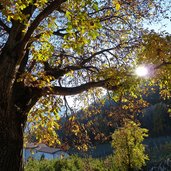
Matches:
[[135, 66, 148, 77]]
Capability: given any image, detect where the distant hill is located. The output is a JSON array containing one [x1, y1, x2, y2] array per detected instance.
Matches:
[[59, 87, 171, 146]]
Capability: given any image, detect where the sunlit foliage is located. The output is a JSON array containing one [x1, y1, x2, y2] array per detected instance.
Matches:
[[0, 0, 170, 148], [137, 32, 171, 100], [112, 119, 149, 171]]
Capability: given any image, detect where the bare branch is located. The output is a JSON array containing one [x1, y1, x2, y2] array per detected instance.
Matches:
[[80, 47, 117, 65], [155, 61, 171, 69], [44, 60, 99, 79]]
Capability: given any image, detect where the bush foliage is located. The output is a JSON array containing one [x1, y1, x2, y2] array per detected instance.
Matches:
[[25, 155, 117, 171]]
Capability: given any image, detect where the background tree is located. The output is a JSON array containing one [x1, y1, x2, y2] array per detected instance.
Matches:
[[0, 0, 169, 170], [141, 102, 171, 137], [112, 119, 149, 171]]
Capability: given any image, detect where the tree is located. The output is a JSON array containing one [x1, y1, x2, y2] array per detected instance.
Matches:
[[112, 119, 149, 171], [137, 32, 171, 96], [0, 0, 168, 170]]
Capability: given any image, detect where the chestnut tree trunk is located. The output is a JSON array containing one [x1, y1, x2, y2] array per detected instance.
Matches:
[[0, 108, 24, 171], [0, 56, 25, 170], [0, 40, 36, 170]]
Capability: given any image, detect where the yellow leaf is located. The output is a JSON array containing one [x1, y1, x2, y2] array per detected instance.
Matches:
[[7, 15, 11, 22], [69, 116, 75, 121], [115, 3, 120, 11]]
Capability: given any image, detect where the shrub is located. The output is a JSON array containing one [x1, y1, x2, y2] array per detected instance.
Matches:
[[54, 156, 84, 171], [25, 155, 117, 171], [25, 159, 40, 171]]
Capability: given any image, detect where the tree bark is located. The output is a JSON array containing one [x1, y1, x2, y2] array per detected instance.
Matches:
[[0, 107, 25, 171], [0, 81, 39, 171], [0, 48, 26, 170]]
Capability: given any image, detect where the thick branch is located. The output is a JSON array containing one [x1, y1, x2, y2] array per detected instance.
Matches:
[[44, 62, 99, 79], [42, 79, 118, 96], [22, 0, 66, 46], [44, 47, 119, 78], [17, 49, 30, 73], [155, 61, 171, 69], [32, 28, 67, 40], [80, 47, 116, 65]]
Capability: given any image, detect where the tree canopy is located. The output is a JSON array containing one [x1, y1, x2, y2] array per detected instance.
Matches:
[[0, 0, 171, 169], [112, 119, 149, 171], [0, 0, 170, 143]]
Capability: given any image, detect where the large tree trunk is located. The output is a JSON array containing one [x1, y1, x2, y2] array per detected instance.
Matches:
[[0, 54, 39, 170], [0, 45, 27, 170], [0, 107, 25, 171], [0, 57, 38, 170]]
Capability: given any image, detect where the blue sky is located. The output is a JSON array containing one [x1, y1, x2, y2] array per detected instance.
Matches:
[[143, 1, 171, 34], [145, 18, 171, 34]]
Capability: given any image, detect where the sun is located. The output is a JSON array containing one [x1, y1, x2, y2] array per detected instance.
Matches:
[[135, 66, 148, 77]]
